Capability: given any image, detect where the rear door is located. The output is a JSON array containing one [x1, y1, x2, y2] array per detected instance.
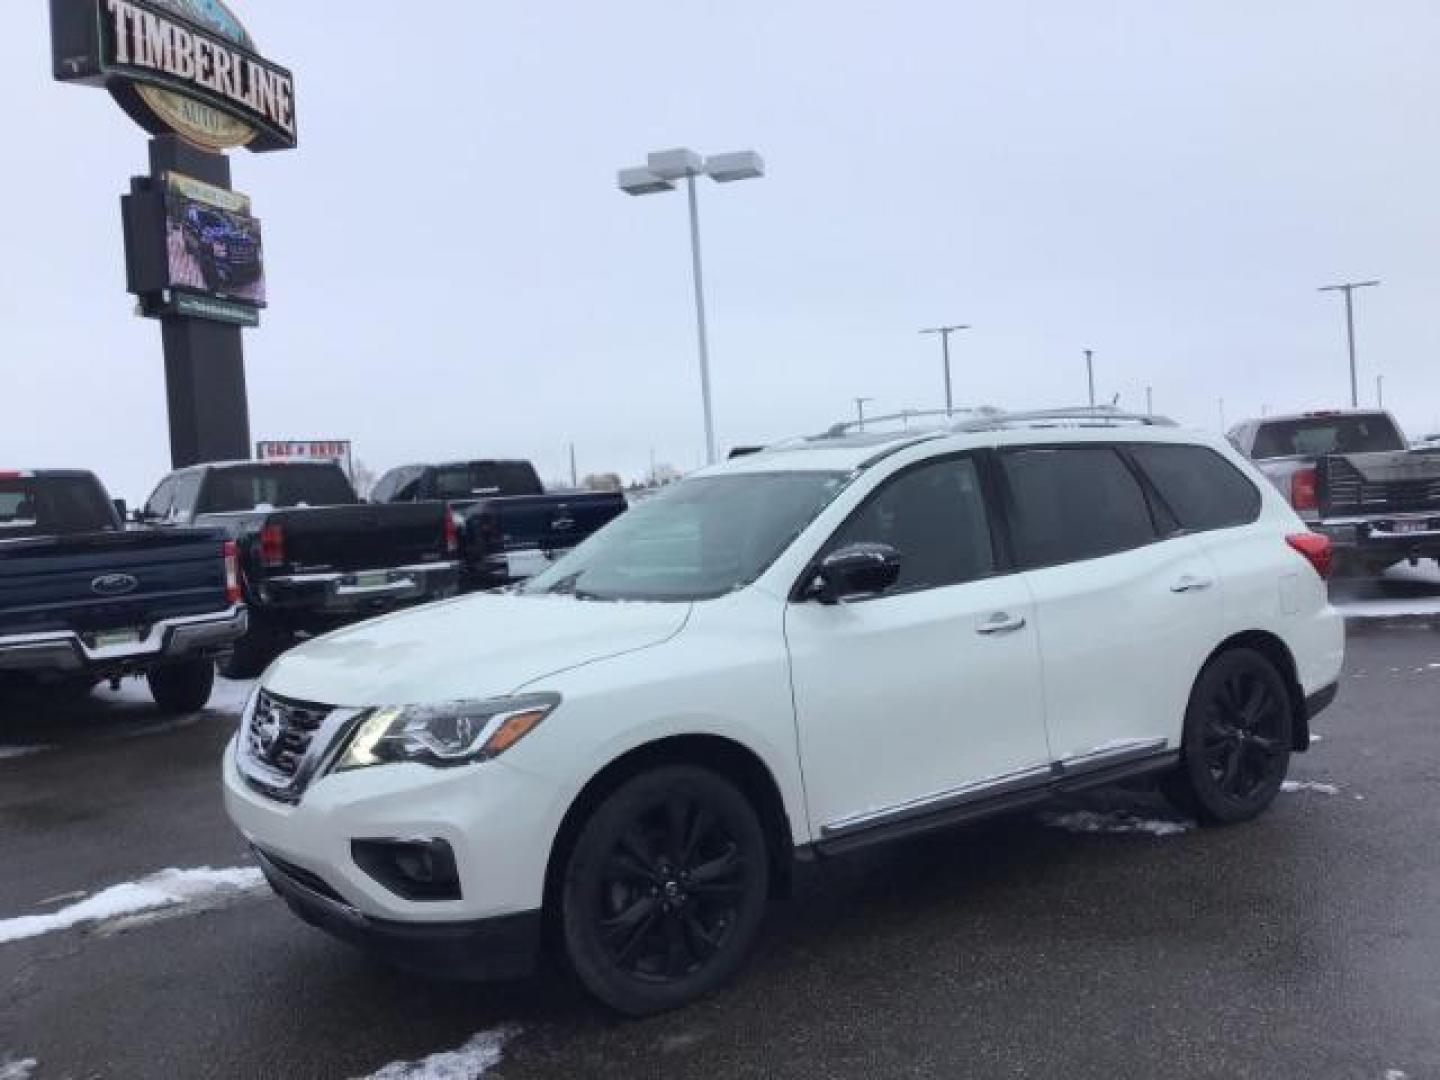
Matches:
[[998, 444, 1223, 765], [785, 453, 1051, 841]]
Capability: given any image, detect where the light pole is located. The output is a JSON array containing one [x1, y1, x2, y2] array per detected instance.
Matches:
[[919, 325, 969, 415], [1084, 349, 1096, 408], [854, 397, 874, 430], [1377, 374, 1384, 408], [618, 148, 765, 465], [1318, 279, 1380, 408], [1145, 385, 1154, 416]]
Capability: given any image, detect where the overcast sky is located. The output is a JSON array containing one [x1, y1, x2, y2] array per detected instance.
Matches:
[[4, 1, 1439, 501]]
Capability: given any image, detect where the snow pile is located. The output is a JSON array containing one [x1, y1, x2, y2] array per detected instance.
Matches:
[[0, 866, 265, 946], [354, 1027, 521, 1080], [0, 746, 54, 762], [1281, 780, 1341, 795], [1039, 809, 1193, 837], [0, 1057, 37, 1080]]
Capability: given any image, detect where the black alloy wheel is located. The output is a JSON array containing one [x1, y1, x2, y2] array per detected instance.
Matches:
[[1165, 648, 1293, 824], [561, 765, 769, 1015]]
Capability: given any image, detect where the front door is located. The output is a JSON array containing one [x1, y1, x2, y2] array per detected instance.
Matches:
[[784, 454, 1051, 840]]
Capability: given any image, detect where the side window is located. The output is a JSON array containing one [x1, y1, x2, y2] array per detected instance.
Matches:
[[1001, 447, 1156, 568], [1129, 444, 1262, 532], [370, 470, 397, 503], [144, 477, 176, 521], [395, 469, 422, 502], [827, 457, 995, 593], [169, 473, 202, 521]]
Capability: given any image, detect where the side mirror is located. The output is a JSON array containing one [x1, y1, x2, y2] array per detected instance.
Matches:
[[112, 498, 128, 522], [807, 542, 901, 604]]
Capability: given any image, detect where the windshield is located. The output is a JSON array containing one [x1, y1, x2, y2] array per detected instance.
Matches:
[[200, 465, 357, 513], [1251, 415, 1405, 459], [522, 471, 851, 601]]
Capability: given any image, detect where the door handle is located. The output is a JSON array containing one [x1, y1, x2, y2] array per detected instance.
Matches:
[[977, 611, 1027, 635], [1170, 575, 1214, 594]]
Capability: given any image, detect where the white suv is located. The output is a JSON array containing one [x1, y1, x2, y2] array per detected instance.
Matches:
[[223, 409, 1344, 1015]]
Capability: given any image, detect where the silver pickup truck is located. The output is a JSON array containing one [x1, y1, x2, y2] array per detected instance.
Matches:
[[1229, 409, 1440, 576]]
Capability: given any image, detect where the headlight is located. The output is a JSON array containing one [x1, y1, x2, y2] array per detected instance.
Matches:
[[332, 693, 560, 772]]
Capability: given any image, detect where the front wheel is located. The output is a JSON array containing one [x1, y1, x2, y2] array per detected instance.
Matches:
[[560, 765, 770, 1016], [147, 658, 215, 714], [1163, 649, 1293, 824]]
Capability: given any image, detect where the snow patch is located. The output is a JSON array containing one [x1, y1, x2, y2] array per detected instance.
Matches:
[[0, 866, 264, 946], [1038, 810, 1193, 837], [1309, 733, 1323, 744], [0, 746, 54, 762], [1281, 780, 1341, 795], [0, 1057, 37, 1080], [353, 1027, 520, 1080]]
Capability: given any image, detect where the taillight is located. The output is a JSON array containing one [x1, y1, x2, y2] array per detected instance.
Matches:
[[259, 523, 285, 568], [1290, 467, 1318, 512], [223, 540, 242, 604], [1287, 532, 1334, 580], [444, 511, 460, 555]]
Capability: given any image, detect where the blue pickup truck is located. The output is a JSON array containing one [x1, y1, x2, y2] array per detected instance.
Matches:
[[0, 470, 246, 712]]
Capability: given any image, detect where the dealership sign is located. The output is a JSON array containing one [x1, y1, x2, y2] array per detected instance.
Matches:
[[257, 441, 354, 478], [50, 0, 297, 152]]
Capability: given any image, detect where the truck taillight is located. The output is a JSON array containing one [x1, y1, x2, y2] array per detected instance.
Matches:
[[1287, 533, 1334, 580], [1291, 467, 1318, 512], [223, 540, 242, 604], [260, 523, 286, 568], [444, 511, 460, 555]]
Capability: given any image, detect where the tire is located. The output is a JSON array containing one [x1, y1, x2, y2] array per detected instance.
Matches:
[[216, 622, 288, 681], [560, 765, 770, 1016], [147, 658, 215, 714], [1163, 648, 1293, 825]]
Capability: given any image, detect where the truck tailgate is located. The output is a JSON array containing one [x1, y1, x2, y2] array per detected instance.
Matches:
[[467, 493, 627, 552], [0, 529, 228, 636], [269, 503, 447, 572], [1319, 452, 1440, 516]]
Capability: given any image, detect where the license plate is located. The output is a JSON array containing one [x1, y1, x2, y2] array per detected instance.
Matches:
[[94, 629, 141, 648], [352, 572, 390, 589], [1391, 520, 1429, 535]]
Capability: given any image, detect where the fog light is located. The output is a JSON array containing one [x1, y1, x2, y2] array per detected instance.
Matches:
[[351, 838, 460, 902]]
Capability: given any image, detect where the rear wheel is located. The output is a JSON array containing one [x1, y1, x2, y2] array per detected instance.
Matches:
[[147, 658, 215, 714], [217, 622, 288, 681], [1164, 648, 1292, 824], [560, 765, 770, 1016]]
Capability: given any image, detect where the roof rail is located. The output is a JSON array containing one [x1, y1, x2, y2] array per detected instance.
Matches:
[[950, 406, 1177, 432], [822, 407, 1003, 438]]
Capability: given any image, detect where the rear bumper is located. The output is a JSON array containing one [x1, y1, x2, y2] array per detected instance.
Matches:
[[252, 845, 540, 981], [1314, 516, 1440, 560], [0, 605, 247, 676], [259, 562, 460, 617]]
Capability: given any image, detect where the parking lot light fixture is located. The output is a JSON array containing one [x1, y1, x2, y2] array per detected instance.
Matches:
[[919, 325, 970, 415], [617, 147, 766, 465], [1318, 280, 1381, 408]]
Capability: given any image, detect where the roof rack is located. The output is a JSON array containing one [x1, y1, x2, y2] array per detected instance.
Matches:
[[822, 407, 1003, 439], [950, 406, 1177, 432]]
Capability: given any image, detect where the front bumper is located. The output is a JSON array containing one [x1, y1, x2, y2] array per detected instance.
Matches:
[[260, 562, 460, 617], [252, 844, 540, 980], [0, 605, 247, 676]]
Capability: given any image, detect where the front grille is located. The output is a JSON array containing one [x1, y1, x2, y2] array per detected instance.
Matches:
[[243, 689, 332, 782], [1322, 459, 1440, 514]]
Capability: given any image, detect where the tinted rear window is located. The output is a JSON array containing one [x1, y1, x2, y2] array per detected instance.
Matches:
[[1001, 447, 1156, 568], [200, 466, 357, 513], [1250, 415, 1404, 458], [0, 476, 115, 538], [1130, 444, 1261, 532], [433, 462, 542, 498]]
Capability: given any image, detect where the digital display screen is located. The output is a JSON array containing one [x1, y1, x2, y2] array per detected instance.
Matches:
[[164, 171, 266, 307]]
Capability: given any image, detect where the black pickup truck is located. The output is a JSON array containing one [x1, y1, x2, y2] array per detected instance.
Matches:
[[1230, 409, 1440, 575], [142, 461, 459, 678], [0, 470, 245, 712], [369, 460, 627, 591]]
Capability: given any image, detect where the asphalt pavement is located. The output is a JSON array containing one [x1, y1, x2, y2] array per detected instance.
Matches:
[[1, 575, 1438, 1079]]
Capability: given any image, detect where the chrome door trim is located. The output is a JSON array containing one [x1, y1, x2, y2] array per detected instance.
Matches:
[[820, 762, 1054, 839]]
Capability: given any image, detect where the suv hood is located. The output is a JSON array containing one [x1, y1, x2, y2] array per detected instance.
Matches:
[[261, 592, 691, 706]]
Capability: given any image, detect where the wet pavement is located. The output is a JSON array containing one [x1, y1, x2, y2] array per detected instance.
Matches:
[[1, 587, 1437, 1079]]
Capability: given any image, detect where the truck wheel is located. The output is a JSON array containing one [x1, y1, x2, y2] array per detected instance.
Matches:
[[147, 659, 215, 714], [216, 623, 287, 681], [560, 765, 770, 1016], [1162, 649, 1293, 825]]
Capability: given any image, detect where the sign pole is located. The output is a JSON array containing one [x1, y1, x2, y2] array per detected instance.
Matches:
[[147, 135, 251, 467]]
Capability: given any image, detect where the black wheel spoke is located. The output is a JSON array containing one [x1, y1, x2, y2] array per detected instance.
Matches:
[[663, 910, 690, 976], [603, 897, 663, 964], [690, 845, 741, 885], [682, 909, 721, 958]]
